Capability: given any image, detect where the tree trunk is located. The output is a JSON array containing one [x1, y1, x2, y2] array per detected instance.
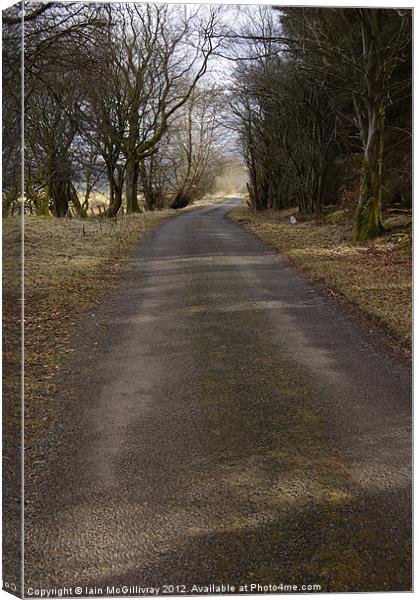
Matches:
[[314, 169, 323, 218], [125, 159, 141, 213], [69, 184, 87, 218], [353, 102, 385, 241], [107, 185, 123, 218], [106, 165, 124, 218], [49, 180, 69, 217], [138, 162, 156, 211], [46, 158, 81, 218], [171, 192, 189, 210], [144, 189, 157, 211]]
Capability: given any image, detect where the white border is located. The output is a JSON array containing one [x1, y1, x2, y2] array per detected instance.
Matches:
[[0, 2, 414, 600]]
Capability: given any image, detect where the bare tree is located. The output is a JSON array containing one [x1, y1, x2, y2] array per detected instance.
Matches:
[[137, 86, 225, 210], [23, 2, 106, 216], [229, 39, 339, 215], [83, 4, 221, 217]]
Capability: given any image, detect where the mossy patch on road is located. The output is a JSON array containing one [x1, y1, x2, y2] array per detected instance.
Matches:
[[229, 206, 411, 352], [196, 337, 408, 591]]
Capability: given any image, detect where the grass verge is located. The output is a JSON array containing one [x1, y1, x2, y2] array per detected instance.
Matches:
[[3, 210, 179, 437], [229, 205, 411, 355]]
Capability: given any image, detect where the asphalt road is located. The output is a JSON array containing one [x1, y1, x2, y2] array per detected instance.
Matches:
[[25, 198, 412, 595]]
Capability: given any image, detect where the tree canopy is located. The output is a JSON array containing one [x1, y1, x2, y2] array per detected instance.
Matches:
[[2, 3, 412, 241]]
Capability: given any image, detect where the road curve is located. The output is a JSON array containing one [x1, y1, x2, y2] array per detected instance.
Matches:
[[25, 198, 411, 594]]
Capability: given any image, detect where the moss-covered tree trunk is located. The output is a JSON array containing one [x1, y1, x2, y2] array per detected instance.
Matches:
[[353, 101, 385, 241], [352, 10, 390, 242]]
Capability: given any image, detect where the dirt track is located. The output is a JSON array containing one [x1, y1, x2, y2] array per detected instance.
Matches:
[[24, 198, 411, 595]]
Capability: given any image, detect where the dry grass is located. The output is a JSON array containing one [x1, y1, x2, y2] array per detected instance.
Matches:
[[229, 206, 412, 351], [3, 210, 177, 435], [4, 210, 176, 308]]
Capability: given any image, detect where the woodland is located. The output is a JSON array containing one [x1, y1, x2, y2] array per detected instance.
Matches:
[[2, 3, 412, 241]]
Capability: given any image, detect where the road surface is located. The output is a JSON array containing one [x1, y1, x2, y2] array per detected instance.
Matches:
[[25, 198, 411, 594]]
